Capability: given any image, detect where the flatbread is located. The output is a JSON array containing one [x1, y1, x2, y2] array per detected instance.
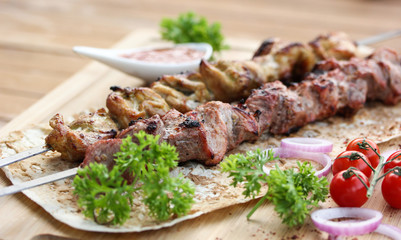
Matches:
[[1, 101, 401, 232]]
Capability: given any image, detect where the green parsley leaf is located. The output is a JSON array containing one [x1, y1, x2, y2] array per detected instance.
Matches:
[[221, 149, 329, 227], [142, 173, 195, 221], [114, 132, 195, 221], [266, 162, 329, 227], [220, 149, 277, 198], [73, 163, 135, 225], [160, 11, 229, 53], [73, 131, 195, 225]]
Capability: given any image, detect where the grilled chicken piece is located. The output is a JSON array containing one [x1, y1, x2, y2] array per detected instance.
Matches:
[[252, 37, 287, 58], [106, 86, 170, 129], [150, 73, 212, 113], [309, 32, 359, 61], [199, 59, 266, 102], [254, 42, 317, 84], [45, 108, 118, 162]]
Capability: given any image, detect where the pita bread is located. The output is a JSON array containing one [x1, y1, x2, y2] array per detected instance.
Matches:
[[1, 102, 401, 232]]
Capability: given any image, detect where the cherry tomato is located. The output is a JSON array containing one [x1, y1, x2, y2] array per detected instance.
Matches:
[[381, 169, 401, 209], [330, 169, 370, 207], [346, 138, 380, 169], [332, 150, 372, 178], [383, 150, 401, 174]]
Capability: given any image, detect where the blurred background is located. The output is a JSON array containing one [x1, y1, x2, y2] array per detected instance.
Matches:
[[0, 0, 400, 127]]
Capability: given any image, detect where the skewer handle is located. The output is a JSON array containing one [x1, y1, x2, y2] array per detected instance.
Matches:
[[0, 167, 78, 197], [0, 146, 50, 168]]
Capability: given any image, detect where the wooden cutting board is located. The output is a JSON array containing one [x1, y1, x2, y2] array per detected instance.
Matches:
[[0, 29, 400, 240]]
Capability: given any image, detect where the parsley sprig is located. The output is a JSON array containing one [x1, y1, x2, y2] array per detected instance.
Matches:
[[160, 12, 229, 53], [221, 149, 329, 227], [73, 131, 195, 225], [73, 163, 135, 225]]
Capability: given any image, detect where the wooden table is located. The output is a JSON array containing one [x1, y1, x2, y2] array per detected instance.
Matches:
[[1, 0, 401, 239]]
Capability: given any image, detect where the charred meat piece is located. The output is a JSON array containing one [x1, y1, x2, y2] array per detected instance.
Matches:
[[106, 86, 170, 129], [45, 108, 118, 162], [150, 73, 212, 113], [160, 109, 221, 165]]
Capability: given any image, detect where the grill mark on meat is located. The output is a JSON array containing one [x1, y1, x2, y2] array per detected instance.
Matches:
[[146, 121, 158, 132], [179, 118, 201, 128]]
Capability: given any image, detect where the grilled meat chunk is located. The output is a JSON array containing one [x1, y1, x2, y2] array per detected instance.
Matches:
[[45, 108, 118, 162], [80, 139, 134, 183], [314, 48, 401, 105], [199, 59, 266, 102], [368, 48, 401, 104], [118, 101, 259, 166], [150, 73, 212, 113], [253, 42, 317, 84], [309, 32, 359, 61], [117, 114, 165, 140], [246, 47, 401, 135], [193, 101, 259, 150], [106, 86, 170, 129]]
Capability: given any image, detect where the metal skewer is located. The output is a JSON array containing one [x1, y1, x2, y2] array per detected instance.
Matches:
[[0, 146, 51, 168], [356, 29, 401, 46], [0, 29, 400, 197], [0, 167, 78, 197]]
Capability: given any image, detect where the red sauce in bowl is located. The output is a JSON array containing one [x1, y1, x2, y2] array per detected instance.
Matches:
[[121, 46, 205, 64]]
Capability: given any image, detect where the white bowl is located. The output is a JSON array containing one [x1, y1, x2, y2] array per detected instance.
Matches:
[[73, 43, 213, 83]]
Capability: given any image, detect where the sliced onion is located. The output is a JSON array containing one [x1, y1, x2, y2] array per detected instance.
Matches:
[[375, 224, 401, 240], [311, 208, 382, 236], [281, 137, 333, 153], [262, 147, 331, 178]]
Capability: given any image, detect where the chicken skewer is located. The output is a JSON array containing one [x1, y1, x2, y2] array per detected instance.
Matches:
[[0, 31, 399, 170], [1, 45, 401, 197]]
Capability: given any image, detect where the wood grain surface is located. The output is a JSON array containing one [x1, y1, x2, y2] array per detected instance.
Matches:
[[1, 0, 401, 239]]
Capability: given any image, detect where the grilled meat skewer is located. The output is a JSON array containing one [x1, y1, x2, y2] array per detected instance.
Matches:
[[82, 48, 401, 168], [0, 32, 391, 169]]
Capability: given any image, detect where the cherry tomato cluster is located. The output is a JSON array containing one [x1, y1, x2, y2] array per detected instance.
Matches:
[[329, 137, 401, 209]]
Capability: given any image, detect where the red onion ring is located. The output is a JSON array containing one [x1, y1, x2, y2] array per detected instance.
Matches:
[[375, 223, 401, 240], [281, 137, 333, 153], [262, 147, 331, 178], [311, 207, 382, 236]]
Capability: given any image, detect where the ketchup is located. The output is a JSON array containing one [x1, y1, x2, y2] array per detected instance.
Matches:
[[122, 46, 205, 63]]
